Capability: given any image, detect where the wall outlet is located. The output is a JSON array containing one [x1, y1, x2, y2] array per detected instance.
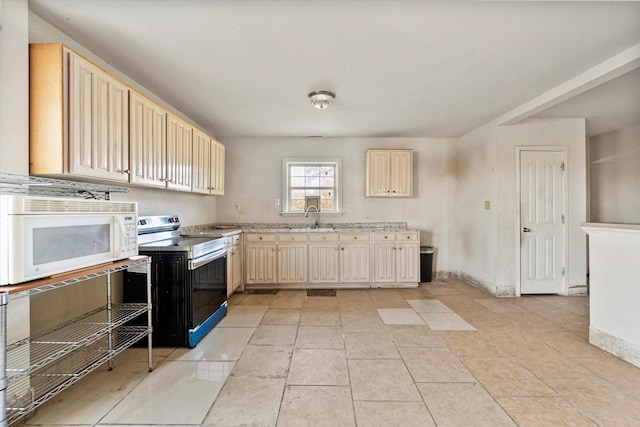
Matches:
[[484, 200, 490, 210], [274, 198, 280, 206], [234, 203, 240, 211], [343, 199, 348, 207]]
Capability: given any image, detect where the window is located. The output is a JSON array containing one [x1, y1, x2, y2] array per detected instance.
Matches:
[[282, 157, 342, 214]]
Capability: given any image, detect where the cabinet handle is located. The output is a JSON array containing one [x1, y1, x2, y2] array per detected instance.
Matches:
[[406, 236, 411, 239], [259, 237, 263, 240], [341, 247, 344, 251], [393, 247, 396, 250], [392, 190, 396, 193], [353, 236, 358, 240], [384, 236, 388, 239], [399, 247, 403, 250]]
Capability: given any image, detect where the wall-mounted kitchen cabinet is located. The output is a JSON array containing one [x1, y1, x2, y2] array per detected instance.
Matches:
[[192, 128, 225, 195], [129, 91, 167, 188], [29, 43, 225, 196], [30, 43, 130, 182], [365, 149, 413, 197], [166, 113, 193, 191]]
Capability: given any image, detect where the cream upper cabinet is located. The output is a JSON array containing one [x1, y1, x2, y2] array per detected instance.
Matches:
[[30, 44, 130, 182], [129, 91, 167, 187], [191, 128, 211, 194], [365, 149, 413, 197], [191, 129, 225, 195], [166, 113, 193, 191], [210, 139, 225, 196]]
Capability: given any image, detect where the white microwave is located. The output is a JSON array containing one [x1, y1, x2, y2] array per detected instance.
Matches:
[[0, 195, 138, 285]]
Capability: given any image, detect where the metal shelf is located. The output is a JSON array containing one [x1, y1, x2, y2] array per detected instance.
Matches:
[[0, 172, 129, 200], [6, 304, 148, 382], [0, 257, 153, 427], [5, 326, 149, 425]]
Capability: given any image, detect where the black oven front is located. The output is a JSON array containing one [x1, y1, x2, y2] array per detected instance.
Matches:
[[124, 243, 228, 348]]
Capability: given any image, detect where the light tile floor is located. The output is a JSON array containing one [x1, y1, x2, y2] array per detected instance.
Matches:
[[21, 279, 640, 426]]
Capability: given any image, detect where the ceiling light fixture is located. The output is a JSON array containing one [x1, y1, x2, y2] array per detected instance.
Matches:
[[308, 90, 335, 109]]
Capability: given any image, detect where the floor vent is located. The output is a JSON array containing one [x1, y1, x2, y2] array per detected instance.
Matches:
[[307, 289, 337, 297]]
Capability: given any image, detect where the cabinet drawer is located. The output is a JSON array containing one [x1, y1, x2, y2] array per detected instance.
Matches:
[[340, 232, 370, 242], [308, 233, 339, 242], [373, 232, 395, 242], [278, 233, 308, 242], [245, 233, 276, 243], [229, 234, 241, 246], [397, 232, 419, 242]]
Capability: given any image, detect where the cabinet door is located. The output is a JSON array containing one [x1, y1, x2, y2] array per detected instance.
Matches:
[[390, 150, 413, 197], [232, 239, 244, 291], [130, 91, 167, 187], [308, 244, 340, 283], [373, 243, 396, 283], [69, 54, 129, 181], [244, 244, 277, 284], [166, 114, 193, 191], [277, 244, 307, 283], [396, 243, 420, 282], [365, 150, 391, 197], [340, 243, 370, 283], [210, 139, 225, 195], [191, 128, 211, 194]]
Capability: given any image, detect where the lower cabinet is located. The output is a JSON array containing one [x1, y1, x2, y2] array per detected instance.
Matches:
[[244, 243, 277, 284], [243, 231, 419, 287], [339, 232, 371, 283], [244, 234, 308, 285], [372, 232, 420, 284], [309, 234, 340, 283], [227, 234, 243, 296]]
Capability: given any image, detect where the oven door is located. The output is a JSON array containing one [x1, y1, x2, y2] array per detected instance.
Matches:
[[188, 249, 228, 347]]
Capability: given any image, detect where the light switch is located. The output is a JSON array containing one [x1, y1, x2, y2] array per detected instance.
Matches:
[[274, 198, 280, 206], [484, 201, 490, 210]]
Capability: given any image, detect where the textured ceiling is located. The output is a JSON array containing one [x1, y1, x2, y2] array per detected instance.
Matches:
[[29, 0, 640, 138]]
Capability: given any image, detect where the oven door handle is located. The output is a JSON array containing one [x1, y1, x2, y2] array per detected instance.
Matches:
[[189, 250, 227, 270]]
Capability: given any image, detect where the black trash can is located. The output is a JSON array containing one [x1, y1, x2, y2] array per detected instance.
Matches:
[[420, 246, 434, 282]]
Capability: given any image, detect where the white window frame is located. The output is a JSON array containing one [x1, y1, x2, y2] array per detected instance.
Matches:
[[281, 157, 343, 215]]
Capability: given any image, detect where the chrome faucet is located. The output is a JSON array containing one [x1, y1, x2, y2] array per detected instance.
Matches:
[[304, 205, 320, 229]]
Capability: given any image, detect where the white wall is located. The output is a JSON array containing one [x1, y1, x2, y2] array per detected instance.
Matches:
[[451, 124, 499, 290], [589, 122, 640, 224], [455, 118, 587, 295], [218, 137, 456, 273]]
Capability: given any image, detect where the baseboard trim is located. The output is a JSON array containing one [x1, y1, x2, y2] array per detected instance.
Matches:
[[589, 326, 640, 368]]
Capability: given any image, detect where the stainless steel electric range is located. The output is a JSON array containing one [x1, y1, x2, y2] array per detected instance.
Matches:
[[124, 215, 227, 348]]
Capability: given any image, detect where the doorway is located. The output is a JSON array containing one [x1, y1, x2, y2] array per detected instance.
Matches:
[[516, 147, 568, 295]]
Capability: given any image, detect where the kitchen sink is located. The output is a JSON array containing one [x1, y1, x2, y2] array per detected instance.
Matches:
[[286, 227, 336, 232]]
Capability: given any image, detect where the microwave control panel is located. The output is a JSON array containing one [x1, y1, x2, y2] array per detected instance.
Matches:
[[119, 214, 139, 258]]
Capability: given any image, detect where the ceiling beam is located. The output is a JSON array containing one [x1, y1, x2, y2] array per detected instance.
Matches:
[[498, 42, 640, 126]]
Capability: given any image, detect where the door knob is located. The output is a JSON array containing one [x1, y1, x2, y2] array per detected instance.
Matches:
[[523, 227, 531, 232]]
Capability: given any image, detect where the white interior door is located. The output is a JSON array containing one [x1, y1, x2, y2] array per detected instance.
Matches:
[[519, 149, 566, 294]]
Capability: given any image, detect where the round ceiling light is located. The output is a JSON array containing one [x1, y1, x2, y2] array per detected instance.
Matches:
[[308, 90, 335, 109]]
